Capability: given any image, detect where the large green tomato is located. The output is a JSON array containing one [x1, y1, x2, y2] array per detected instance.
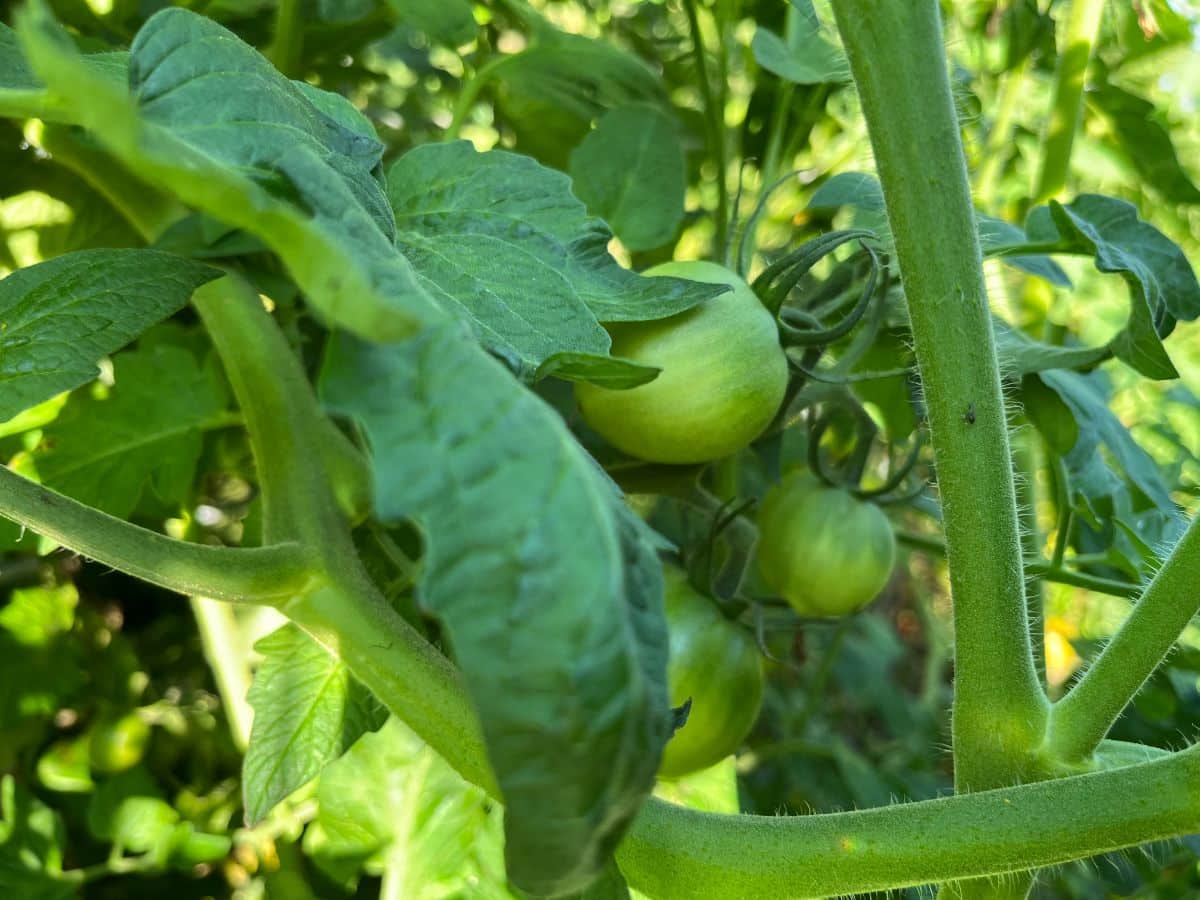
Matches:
[[659, 565, 765, 779], [576, 260, 788, 464], [756, 472, 896, 617]]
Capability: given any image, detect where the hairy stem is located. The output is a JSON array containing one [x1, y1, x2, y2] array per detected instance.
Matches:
[[1032, 0, 1105, 203], [0, 465, 311, 602], [1048, 515, 1200, 762], [830, 0, 1047, 789]]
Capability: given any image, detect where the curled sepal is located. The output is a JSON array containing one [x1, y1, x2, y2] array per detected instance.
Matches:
[[319, 322, 671, 897], [751, 228, 874, 315]]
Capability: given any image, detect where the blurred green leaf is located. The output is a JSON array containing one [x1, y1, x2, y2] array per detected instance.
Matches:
[[751, 1, 847, 86], [1087, 83, 1200, 204], [0, 775, 73, 898], [569, 105, 686, 253], [385, 0, 477, 46], [492, 31, 668, 168]]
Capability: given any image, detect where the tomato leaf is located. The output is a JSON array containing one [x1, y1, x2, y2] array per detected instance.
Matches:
[[0, 249, 218, 422], [243, 624, 388, 825], [15, 4, 441, 341], [320, 323, 672, 897], [24, 342, 230, 520], [303, 717, 512, 897], [750, 1, 847, 86], [386, 141, 721, 375], [1025, 195, 1200, 379], [0, 775, 75, 898], [569, 104, 686, 253]]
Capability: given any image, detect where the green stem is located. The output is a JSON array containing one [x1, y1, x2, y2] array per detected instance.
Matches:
[[1022, 562, 1138, 600], [1047, 515, 1200, 762], [444, 56, 514, 141], [192, 277, 346, 549], [830, 0, 1047, 789], [1032, 0, 1106, 203], [0, 465, 311, 602], [617, 746, 1200, 899], [268, 0, 304, 78], [190, 596, 254, 750], [682, 0, 729, 256], [895, 530, 1140, 599]]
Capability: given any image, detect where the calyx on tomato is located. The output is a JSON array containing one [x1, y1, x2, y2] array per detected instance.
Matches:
[[659, 564, 764, 779], [756, 472, 896, 617], [576, 260, 788, 464]]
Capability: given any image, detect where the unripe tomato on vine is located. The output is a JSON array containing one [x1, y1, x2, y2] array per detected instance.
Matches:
[[576, 260, 788, 464], [756, 472, 896, 617], [659, 564, 765, 779]]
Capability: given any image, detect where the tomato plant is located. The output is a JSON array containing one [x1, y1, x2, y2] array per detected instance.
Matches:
[[576, 260, 787, 464], [756, 472, 895, 617], [0, 0, 1199, 898], [659, 564, 764, 778]]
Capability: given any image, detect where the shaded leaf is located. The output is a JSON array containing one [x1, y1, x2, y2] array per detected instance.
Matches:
[[535, 351, 660, 389], [491, 31, 667, 168], [243, 624, 388, 825], [28, 343, 230, 518], [1026, 195, 1200, 379]]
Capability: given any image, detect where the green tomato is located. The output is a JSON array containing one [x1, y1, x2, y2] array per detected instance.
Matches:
[[659, 565, 764, 779], [576, 260, 788, 464], [88, 712, 151, 775], [756, 472, 896, 617]]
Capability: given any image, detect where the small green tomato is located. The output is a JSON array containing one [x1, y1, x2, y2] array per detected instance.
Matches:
[[659, 565, 765, 779], [756, 472, 896, 617]]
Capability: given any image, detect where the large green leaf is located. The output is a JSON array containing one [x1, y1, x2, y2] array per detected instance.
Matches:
[[243, 625, 388, 825], [569, 104, 686, 253], [386, 141, 719, 376], [0, 249, 217, 422], [303, 717, 513, 898], [320, 323, 671, 897], [1025, 195, 1200, 379], [15, 4, 440, 341], [24, 342, 231, 519]]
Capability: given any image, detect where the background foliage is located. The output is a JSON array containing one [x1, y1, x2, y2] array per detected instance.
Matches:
[[2, 0, 1200, 897]]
